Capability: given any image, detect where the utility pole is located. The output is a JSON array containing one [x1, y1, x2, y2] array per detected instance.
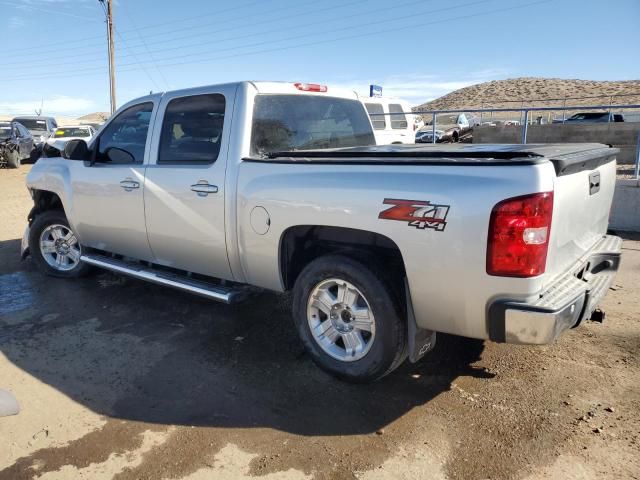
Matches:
[[107, 0, 116, 114], [99, 0, 116, 114]]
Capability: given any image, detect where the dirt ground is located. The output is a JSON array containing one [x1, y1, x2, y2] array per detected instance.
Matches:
[[0, 165, 638, 480]]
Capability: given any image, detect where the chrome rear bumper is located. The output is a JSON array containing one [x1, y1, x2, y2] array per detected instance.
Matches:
[[488, 235, 622, 344]]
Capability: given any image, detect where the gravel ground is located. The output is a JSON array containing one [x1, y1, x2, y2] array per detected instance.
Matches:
[[0, 165, 639, 480]]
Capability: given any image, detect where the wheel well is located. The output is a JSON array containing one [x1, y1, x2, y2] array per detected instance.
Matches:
[[29, 190, 63, 225], [279, 225, 407, 292]]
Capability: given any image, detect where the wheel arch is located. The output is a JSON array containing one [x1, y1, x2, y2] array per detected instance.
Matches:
[[279, 225, 407, 294], [28, 189, 65, 226]]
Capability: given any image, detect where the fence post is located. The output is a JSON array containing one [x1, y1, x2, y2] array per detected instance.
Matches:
[[432, 113, 437, 144], [562, 98, 566, 123], [521, 110, 529, 144], [635, 130, 640, 180]]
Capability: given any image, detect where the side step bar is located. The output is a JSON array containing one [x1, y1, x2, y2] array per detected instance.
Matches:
[[80, 253, 245, 304]]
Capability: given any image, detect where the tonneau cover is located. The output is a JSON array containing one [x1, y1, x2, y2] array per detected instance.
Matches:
[[246, 143, 618, 175]]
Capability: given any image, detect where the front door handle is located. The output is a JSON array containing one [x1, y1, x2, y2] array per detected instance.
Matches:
[[120, 179, 140, 191], [190, 182, 218, 197]]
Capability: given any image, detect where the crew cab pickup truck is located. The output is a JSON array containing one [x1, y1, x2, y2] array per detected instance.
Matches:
[[21, 81, 622, 382]]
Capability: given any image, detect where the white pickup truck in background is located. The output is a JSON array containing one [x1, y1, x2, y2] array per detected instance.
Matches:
[[361, 96, 416, 144], [22, 81, 622, 382]]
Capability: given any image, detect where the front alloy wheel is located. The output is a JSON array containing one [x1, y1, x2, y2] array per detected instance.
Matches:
[[29, 210, 91, 278], [39, 224, 81, 271]]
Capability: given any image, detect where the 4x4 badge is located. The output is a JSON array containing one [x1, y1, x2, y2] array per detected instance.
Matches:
[[378, 198, 450, 231]]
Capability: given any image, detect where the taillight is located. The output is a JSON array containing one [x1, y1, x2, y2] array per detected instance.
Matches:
[[487, 192, 553, 277], [294, 83, 327, 92]]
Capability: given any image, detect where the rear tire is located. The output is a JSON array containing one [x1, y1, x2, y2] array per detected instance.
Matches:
[[292, 255, 407, 382], [28, 210, 91, 278]]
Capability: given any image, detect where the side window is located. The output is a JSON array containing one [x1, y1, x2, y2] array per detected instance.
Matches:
[[96, 102, 153, 164], [388, 104, 408, 130], [18, 125, 29, 137], [365, 103, 386, 130], [158, 93, 225, 165]]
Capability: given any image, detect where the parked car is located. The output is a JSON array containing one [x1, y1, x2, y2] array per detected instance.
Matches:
[[361, 97, 415, 144], [11, 116, 58, 152], [553, 112, 624, 123], [0, 121, 34, 168], [43, 125, 96, 157], [415, 113, 474, 143], [22, 81, 621, 382]]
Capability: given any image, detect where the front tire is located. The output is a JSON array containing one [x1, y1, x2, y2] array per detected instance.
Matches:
[[28, 210, 91, 278], [292, 255, 407, 382], [6, 150, 20, 168]]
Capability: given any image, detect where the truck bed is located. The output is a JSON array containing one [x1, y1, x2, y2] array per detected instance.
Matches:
[[248, 143, 618, 176]]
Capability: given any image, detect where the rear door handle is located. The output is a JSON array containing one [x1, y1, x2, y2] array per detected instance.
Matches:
[[120, 179, 140, 191], [190, 182, 218, 196]]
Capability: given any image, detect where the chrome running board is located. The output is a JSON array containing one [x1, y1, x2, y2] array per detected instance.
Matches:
[[80, 253, 244, 304]]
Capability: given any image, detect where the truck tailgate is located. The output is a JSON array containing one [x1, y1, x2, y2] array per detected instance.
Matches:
[[545, 145, 618, 282]]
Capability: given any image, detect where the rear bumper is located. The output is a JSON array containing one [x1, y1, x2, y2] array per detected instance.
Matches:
[[488, 235, 622, 344]]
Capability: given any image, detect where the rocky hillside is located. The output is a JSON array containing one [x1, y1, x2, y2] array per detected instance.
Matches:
[[415, 78, 640, 111]]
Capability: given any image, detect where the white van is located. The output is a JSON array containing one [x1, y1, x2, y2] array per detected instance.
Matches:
[[360, 97, 415, 144]]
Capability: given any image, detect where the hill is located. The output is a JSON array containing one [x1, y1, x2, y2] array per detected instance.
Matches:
[[414, 77, 640, 111], [77, 112, 109, 123]]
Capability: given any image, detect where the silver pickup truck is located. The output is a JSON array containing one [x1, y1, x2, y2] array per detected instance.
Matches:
[[21, 81, 622, 382]]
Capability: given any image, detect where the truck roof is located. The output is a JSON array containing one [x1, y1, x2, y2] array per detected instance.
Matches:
[[124, 81, 361, 108], [247, 143, 618, 176]]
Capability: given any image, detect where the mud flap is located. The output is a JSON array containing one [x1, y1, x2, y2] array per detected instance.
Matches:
[[405, 279, 436, 363]]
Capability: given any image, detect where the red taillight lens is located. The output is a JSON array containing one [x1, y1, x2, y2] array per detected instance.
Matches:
[[294, 82, 327, 92], [487, 192, 554, 277]]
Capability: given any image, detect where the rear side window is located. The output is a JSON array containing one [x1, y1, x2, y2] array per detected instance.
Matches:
[[388, 104, 408, 130], [96, 102, 153, 164], [158, 93, 226, 164], [365, 103, 386, 130], [251, 95, 375, 156]]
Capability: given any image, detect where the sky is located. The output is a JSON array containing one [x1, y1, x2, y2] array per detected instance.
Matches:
[[0, 0, 638, 117]]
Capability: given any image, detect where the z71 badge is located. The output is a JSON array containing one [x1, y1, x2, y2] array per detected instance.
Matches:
[[378, 198, 450, 231]]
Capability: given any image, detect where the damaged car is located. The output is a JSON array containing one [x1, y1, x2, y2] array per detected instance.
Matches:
[[0, 121, 34, 169]]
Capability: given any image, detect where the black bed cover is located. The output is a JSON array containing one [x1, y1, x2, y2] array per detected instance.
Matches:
[[245, 143, 618, 176]]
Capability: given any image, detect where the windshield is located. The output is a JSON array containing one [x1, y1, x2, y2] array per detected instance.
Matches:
[[0, 126, 11, 140], [15, 119, 48, 131], [429, 115, 459, 125], [251, 95, 375, 156], [54, 127, 91, 138], [569, 113, 607, 120]]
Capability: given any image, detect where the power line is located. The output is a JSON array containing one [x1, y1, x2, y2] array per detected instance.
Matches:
[[0, 0, 101, 22], [0, 0, 284, 59], [0, 0, 352, 68], [0, 0, 551, 85], [120, 4, 170, 90], [0, 0, 463, 76], [0, 0, 373, 71]]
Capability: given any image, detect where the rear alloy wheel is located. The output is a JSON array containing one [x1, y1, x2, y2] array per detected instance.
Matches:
[[293, 255, 406, 382], [29, 210, 91, 278], [307, 278, 376, 362]]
